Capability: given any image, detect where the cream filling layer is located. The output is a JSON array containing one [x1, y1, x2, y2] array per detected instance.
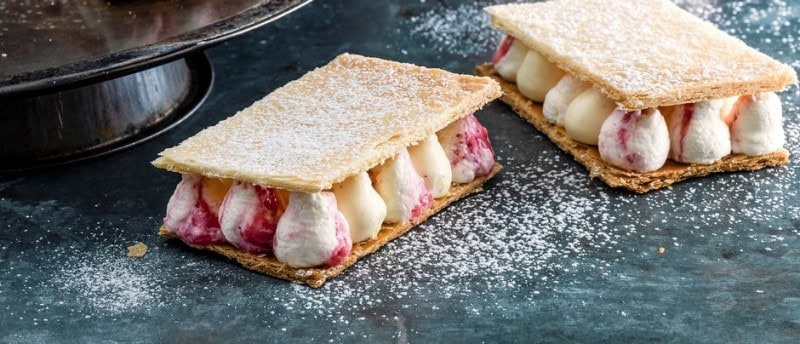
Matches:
[[164, 116, 496, 267], [492, 36, 785, 171]]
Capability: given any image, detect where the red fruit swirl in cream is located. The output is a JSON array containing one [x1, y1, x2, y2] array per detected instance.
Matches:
[[164, 175, 230, 246], [492, 35, 515, 64]]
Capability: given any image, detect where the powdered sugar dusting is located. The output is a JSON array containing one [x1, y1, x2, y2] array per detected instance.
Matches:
[[268, 108, 800, 317], [52, 249, 165, 315], [407, 2, 503, 58], [485, 0, 796, 109], [280, 162, 620, 313], [405, 0, 536, 59], [156, 54, 499, 192], [2, 0, 800, 338], [674, 0, 799, 59], [407, 0, 800, 65]]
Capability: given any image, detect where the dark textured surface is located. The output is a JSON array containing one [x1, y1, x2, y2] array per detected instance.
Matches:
[[1, 0, 800, 342]]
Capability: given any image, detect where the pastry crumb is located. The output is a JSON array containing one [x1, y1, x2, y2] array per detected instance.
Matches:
[[127, 242, 148, 258], [295, 270, 313, 277]]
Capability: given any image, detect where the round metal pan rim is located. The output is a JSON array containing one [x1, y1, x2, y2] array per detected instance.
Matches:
[[0, 0, 312, 97], [0, 53, 214, 174]]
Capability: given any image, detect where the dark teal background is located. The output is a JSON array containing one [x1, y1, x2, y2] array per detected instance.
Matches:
[[2, 0, 799, 342]]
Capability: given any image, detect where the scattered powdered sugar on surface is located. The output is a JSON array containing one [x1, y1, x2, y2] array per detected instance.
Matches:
[[158, 54, 498, 191], [483, 0, 794, 109], [50, 248, 165, 315], [674, 0, 799, 57], [0, 197, 181, 324], [407, 1, 514, 58], [3, 119, 800, 325], [281, 163, 621, 313], [276, 0, 800, 311], [406, 0, 800, 82], [1, 0, 800, 337], [274, 114, 800, 317], [407, 0, 607, 59]]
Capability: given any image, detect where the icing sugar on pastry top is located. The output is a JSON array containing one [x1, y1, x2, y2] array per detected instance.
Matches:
[[490, 30, 790, 171], [154, 54, 502, 286], [484, 0, 796, 109], [480, 0, 796, 188]]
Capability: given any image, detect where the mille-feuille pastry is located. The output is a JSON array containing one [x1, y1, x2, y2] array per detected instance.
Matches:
[[477, 0, 798, 193], [153, 54, 502, 287]]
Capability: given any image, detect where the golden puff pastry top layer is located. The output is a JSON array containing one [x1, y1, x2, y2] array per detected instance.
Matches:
[[486, 0, 797, 110], [153, 54, 502, 192]]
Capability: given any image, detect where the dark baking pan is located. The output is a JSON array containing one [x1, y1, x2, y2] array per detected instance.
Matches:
[[0, 53, 211, 172]]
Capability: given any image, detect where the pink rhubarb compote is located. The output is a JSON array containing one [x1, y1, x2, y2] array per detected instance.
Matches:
[[371, 149, 434, 224], [437, 114, 495, 184], [666, 101, 731, 165], [273, 192, 352, 268], [492, 35, 529, 82], [164, 174, 232, 245], [219, 182, 287, 254], [598, 109, 669, 172]]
